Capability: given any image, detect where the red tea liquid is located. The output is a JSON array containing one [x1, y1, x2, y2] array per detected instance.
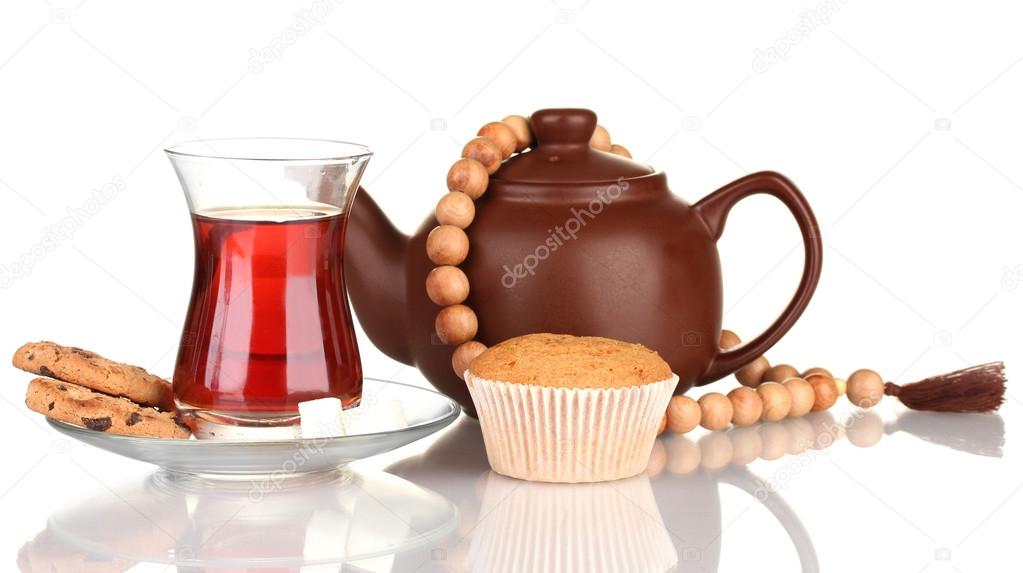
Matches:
[[173, 206, 361, 415]]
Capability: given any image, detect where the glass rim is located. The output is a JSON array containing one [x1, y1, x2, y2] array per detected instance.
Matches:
[[165, 137, 373, 163]]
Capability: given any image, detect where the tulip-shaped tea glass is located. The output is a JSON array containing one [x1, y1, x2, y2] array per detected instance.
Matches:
[[166, 139, 371, 439]]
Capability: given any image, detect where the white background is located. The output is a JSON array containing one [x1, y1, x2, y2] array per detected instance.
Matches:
[[1, 1, 1021, 572]]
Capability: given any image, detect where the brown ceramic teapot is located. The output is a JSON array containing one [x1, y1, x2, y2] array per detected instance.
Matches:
[[345, 108, 822, 416]]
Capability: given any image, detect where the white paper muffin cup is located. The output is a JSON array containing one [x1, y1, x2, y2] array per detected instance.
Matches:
[[465, 372, 679, 483]]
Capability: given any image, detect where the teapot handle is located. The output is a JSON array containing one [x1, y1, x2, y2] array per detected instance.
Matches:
[[693, 171, 823, 384]]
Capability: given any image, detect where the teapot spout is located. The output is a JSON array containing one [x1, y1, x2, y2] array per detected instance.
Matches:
[[344, 187, 413, 365]]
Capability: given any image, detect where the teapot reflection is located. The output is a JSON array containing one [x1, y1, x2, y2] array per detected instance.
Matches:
[[20, 408, 1002, 572]]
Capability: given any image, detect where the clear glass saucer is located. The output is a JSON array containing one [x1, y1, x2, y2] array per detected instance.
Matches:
[[47, 378, 460, 477]]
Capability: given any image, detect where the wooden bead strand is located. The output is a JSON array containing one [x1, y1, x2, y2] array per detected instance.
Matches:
[[662, 329, 859, 435], [429, 116, 630, 379], [662, 328, 1003, 436]]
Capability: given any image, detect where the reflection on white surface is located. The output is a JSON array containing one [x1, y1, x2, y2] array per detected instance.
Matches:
[[20, 470, 456, 572], [19, 408, 1004, 572], [878, 410, 1004, 457], [387, 418, 820, 573], [386, 409, 1005, 573], [468, 473, 678, 573]]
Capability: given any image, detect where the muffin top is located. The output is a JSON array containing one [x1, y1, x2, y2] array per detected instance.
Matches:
[[467, 333, 673, 389]]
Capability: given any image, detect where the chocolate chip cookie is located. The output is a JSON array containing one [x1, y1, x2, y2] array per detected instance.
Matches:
[[13, 341, 173, 410], [25, 377, 190, 439]]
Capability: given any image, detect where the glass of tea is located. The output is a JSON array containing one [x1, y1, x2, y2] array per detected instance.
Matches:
[[165, 138, 371, 438]]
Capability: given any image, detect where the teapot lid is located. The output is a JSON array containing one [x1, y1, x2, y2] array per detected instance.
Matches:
[[492, 108, 656, 184]]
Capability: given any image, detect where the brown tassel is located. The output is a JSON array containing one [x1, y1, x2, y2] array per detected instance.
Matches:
[[884, 362, 1006, 413]]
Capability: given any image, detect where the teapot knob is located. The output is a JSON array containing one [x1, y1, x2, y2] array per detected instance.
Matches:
[[529, 108, 598, 148]]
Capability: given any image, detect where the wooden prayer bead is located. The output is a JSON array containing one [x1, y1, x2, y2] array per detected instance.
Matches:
[[426, 265, 470, 306], [802, 366, 832, 378], [426, 225, 469, 266], [462, 137, 503, 174], [783, 377, 815, 417], [435, 191, 475, 229], [833, 377, 847, 396], [846, 369, 885, 408], [727, 387, 763, 426], [435, 304, 478, 345], [446, 158, 490, 200], [736, 356, 770, 387], [807, 373, 839, 411], [758, 382, 792, 422], [451, 340, 487, 379], [698, 392, 733, 431], [666, 395, 701, 434], [719, 329, 741, 350], [762, 364, 799, 383], [589, 124, 612, 151], [501, 114, 531, 151], [609, 144, 632, 158], [478, 121, 518, 158]]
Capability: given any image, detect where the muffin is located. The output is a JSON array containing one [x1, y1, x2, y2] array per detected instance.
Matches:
[[465, 333, 678, 483]]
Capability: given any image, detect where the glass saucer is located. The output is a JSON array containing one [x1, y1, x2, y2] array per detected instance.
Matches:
[[47, 378, 460, 477]]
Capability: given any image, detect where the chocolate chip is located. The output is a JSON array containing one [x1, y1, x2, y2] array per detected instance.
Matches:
[[47, 401, 54, 411], [126, 412, 142, 426], [25, 351, 34, 361], [38, 365, 56, 378], [57, 384, 67, 392], [81, 417, 112, 432], [71, 347, 96, 358]]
